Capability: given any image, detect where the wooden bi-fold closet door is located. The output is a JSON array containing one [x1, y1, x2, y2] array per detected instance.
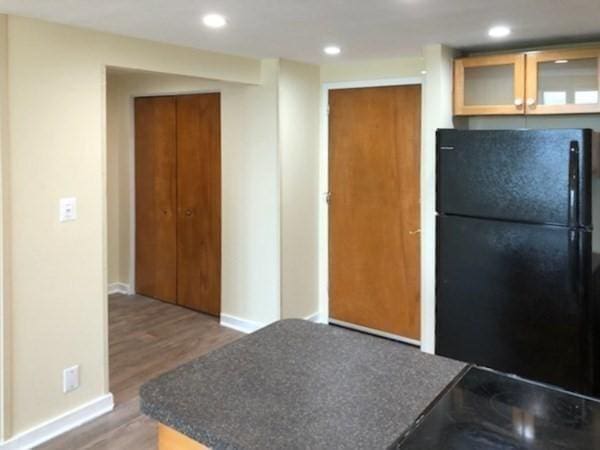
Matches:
[[135, 96, 178, 304], [135, 93, 221, 316], [176, 94, 221, 316]]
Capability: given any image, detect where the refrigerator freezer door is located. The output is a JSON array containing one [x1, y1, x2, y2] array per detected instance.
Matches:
[[436, 215, 592, 394], [437, 129, 592, 227]]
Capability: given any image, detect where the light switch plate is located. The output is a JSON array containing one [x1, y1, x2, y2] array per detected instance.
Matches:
[[63, 365, 80, 393], [59, 197, 77, 222]]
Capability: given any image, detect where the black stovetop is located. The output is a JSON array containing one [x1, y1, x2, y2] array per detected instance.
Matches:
[[393, 367, 600, 450]]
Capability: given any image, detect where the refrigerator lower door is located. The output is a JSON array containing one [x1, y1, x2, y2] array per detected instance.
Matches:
[[436, 215, 591, 394]]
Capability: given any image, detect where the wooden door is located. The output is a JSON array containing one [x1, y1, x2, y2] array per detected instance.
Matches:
[[135, 96, 177, 303], [329, 85, 421, 341], [454, 53, 526, 116], [176, 94, 221, 316]]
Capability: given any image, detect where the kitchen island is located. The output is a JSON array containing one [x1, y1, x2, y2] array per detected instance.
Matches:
[[140, 319, 466, 449]]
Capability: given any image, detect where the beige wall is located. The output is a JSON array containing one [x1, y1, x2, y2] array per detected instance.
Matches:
[[2, 14, 263, 439], [9, 16, 107, 437], [320, 56, 424, 83], [278, 60, 321, 319], [0, 14, 11, 441], [106, 64, 284, 325], [220, 60, 283, 323], [106, 80, 126, 286]]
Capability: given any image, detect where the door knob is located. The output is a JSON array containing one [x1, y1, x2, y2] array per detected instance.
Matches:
[[409, 229, 421, 235]]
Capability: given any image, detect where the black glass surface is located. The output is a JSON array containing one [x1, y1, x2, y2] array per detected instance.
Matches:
[[394, 367, 600, 450]]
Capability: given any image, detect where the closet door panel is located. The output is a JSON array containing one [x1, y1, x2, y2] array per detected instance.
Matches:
[[135, 96, 177, 303], [176, 94, 221, 315]]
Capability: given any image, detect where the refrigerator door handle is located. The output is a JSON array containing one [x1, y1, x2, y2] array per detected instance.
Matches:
[[569, 230, 580, 296], [568, 141, 580, 227]]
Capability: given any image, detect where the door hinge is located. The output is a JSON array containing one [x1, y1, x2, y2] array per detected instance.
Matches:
[[325, 192, 332, 204], [327, 104, 330, 115]]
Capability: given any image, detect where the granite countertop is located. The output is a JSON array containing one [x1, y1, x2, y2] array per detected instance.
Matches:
[[140, 319, 466, 450]]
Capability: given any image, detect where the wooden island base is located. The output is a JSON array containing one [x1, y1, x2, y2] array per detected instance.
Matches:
[[159, 424, 210, 450]]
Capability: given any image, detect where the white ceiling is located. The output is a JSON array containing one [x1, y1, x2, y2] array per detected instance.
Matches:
[[1, 0, 599, 64]]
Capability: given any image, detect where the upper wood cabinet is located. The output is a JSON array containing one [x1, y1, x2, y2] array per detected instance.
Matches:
[[454, 47, 600, 116], [526, 48, 600, 115], [454, 53, 526, 116]]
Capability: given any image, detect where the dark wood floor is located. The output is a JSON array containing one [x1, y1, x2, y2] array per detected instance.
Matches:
[[37, 294, 241, 449]]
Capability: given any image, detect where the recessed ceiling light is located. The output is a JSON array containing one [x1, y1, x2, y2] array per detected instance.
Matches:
[[421, 70, 427, 75], [488, 25, 511, 38], [202, 13, 227, 29], [324, 46, 341, 56], [555, 59, 569, 64]]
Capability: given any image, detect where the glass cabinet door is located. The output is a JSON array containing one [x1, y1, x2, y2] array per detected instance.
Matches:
[[525, 48, 600, 114], [454, 53, 526, 116]]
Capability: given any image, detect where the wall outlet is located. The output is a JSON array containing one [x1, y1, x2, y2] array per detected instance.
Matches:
[[63, 365, 80, 393], [59, 197, 77, 222]]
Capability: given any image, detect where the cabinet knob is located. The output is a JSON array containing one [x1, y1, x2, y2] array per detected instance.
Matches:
[[526, 98, 536, 107], [514, 98, 524, 107], [185, 209, 193, 217]]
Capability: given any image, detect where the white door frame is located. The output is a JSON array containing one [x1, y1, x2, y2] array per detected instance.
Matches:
[[318, 77, 424, 347]]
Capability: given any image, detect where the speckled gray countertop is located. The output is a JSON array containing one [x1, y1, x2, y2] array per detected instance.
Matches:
[[140, 319, 466, 450]]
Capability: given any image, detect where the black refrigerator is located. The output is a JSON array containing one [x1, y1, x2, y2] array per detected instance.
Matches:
[[436, 128, 598, 396]]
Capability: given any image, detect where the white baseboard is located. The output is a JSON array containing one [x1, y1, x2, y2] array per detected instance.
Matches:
[[108, 282, 131, 295], [220, 314, 267, 334], [220, 313, 326, 334], [0, 393, 114, 450], [304, 312, 326, 323]]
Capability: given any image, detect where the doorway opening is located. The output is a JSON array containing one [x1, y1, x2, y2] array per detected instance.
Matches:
[[321, 79, 423, 346], [105, 68, 237, 414]]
